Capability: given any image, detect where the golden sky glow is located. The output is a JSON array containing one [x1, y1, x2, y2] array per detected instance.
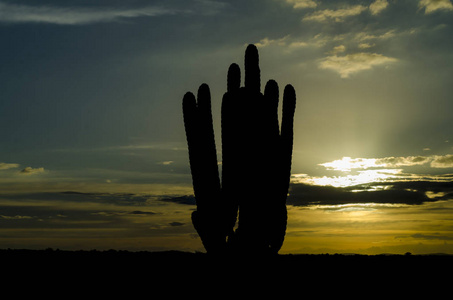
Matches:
[[283, 199, 453, 254]]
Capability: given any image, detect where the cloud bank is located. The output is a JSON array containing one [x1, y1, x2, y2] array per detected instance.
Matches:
[[0, 2, 176, 25], [369, 0, 389, 15], [285, 0, 318, 9], [287, 180, 453, 206], [318, 52, 397, 78], [0, 163, 19, 170], [419, 0, 453, 14], [431, 154, 453, 168], [303, 5, 367, 22], [20, 167, 45, 175], [319, 154, 453, 171]]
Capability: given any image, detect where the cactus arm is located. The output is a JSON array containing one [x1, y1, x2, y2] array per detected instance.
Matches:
[[268, 84, 296, 254], [245, 44, 260, 93], [264, 79, 280, 140], [182, 92, 203, 200], [227, 63, 241, 93], [280, 84, 296, 198], [195, 84, 221, 206], [222, 64, 242, 243], [182, 86, 221, 208], [183, 84, 224, 253]]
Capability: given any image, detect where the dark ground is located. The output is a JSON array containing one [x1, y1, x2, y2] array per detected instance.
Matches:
[[2, 248, 451, 293], [2, 248, 452, 271]]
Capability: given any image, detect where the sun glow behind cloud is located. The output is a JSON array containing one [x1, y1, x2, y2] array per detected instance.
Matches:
[[292, 155, 453, 188], [319, 156, 379, 172], [292, 169, 402, 188], [319, 155, 453, 171]]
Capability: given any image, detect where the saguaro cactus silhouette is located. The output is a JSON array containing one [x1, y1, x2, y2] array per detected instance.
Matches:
[[183, 44, 296, 255]]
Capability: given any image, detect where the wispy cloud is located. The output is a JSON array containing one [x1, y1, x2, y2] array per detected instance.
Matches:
[[0, 2, 177, 25], [358, 43, 375, 49], [255, 33, 335, 51], [0, 163, 19, 170], [19, 167, 45, 175], [285, 0, 318, 9], [294, 154, 453, 189], [291, 169, 405, 188], [319, 52, 397, 78], [158, 161, 174, 166], [431, 154, 453, 168], [419, 0, 453, 14], [303, 5, 367, 22], [329, 45, 346, 55], [302, 1, 390, 22], [377, 156, 433, 168], [355, 30, 397, 42], [53, 142, 187, 153], [255, 35, 310, 50], [369, 0, 389, 15], [255, 36, 290, 48], [318, 155, 453, 171]]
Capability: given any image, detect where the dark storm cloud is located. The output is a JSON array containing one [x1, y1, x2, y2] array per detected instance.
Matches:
[[287, 181, 453, 206]]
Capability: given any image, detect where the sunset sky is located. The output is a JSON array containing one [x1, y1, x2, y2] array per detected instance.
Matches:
[[1, 0, 453, 254]]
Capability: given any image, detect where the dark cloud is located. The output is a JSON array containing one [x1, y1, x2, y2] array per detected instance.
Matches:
[[396, 233, 453, 241], [129, 210, 156, 215], [169, 222, 185, 226], [411, 233, 453, 241], [20, 167, 45, 175], [154, 180, 453, 208], [0, 191, 157, 208], [0, 190, 192, 251], [160, 195, 196, 205], [431, 155, 453, 168], [287, 181, 453, 206], [91, 210, 157, 217]]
